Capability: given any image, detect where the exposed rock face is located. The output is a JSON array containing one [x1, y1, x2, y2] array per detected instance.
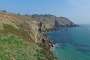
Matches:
[[55, 17, 75, 27], [29, 21, 42, 43], [32, 15, 55, 29], [32, 14, 77, 30]]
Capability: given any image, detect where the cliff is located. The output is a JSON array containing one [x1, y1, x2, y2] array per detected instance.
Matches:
[[0, 12, 77, 60], [0, 12, 56, 60], [31, 14, 77, 30]]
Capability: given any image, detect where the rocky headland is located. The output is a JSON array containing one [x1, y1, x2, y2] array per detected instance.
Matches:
[[31, 14, 78, 31], [0, 12, 76, 60]]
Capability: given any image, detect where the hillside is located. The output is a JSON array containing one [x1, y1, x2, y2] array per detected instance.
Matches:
[[0, 12, 76, 60], [0, 12, 56, 60], [31, 14, 76, 30]]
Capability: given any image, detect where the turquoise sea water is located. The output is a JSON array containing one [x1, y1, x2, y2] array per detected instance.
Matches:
[[48, 25, 90, 60]]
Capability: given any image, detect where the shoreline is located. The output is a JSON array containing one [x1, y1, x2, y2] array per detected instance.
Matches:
[[45, 25, 79, 60]]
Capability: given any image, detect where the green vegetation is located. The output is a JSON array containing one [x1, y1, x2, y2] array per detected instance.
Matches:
[[0, 34, 47, 60], [0, 25, 56, 60], [0, 13, 57, 60]]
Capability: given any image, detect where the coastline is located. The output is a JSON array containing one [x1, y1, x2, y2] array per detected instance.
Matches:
[[45, 24, 79, 60], [0, 13, 57, 60], [0, 12, 78, 60]]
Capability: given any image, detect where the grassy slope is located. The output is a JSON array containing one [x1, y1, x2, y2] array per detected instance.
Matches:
[[0, 34, 46, 60], [0, 13, 56, 60]]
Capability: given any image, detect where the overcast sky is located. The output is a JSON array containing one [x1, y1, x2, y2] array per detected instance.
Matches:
[[0, 0, 90, 24]]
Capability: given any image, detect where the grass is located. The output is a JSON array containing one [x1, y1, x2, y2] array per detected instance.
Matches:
[[0, 22, 56, 60], [0, 34, 47, 60]]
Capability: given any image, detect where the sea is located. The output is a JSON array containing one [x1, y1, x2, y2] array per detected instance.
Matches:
[[47, 25, 90, 60]]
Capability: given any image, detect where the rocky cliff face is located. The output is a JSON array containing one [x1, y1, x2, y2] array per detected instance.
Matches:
[[32, 14, 77, 30], [55, 17, 75, 27]]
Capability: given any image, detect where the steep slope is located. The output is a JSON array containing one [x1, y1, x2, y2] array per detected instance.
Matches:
[[32, 14, 76, 30], [0, 13, 56, 60], [55, 17, 75, 27]]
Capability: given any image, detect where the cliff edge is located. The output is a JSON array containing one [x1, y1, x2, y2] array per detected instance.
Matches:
[[31, 14, 77, 30], [0, 12, 56, 60]]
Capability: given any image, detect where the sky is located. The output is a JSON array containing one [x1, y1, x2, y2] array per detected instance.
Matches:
[[0, 0, 90, 24]]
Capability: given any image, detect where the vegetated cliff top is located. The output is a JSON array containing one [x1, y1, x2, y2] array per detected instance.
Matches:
[[0, 12, 56, 60], [0, 12, 41, 42]]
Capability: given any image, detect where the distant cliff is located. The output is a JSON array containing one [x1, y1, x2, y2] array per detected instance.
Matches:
[[31, 14, 77, 30]]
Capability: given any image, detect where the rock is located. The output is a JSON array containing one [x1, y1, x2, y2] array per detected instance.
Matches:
[[31, 14, 77, 30]]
